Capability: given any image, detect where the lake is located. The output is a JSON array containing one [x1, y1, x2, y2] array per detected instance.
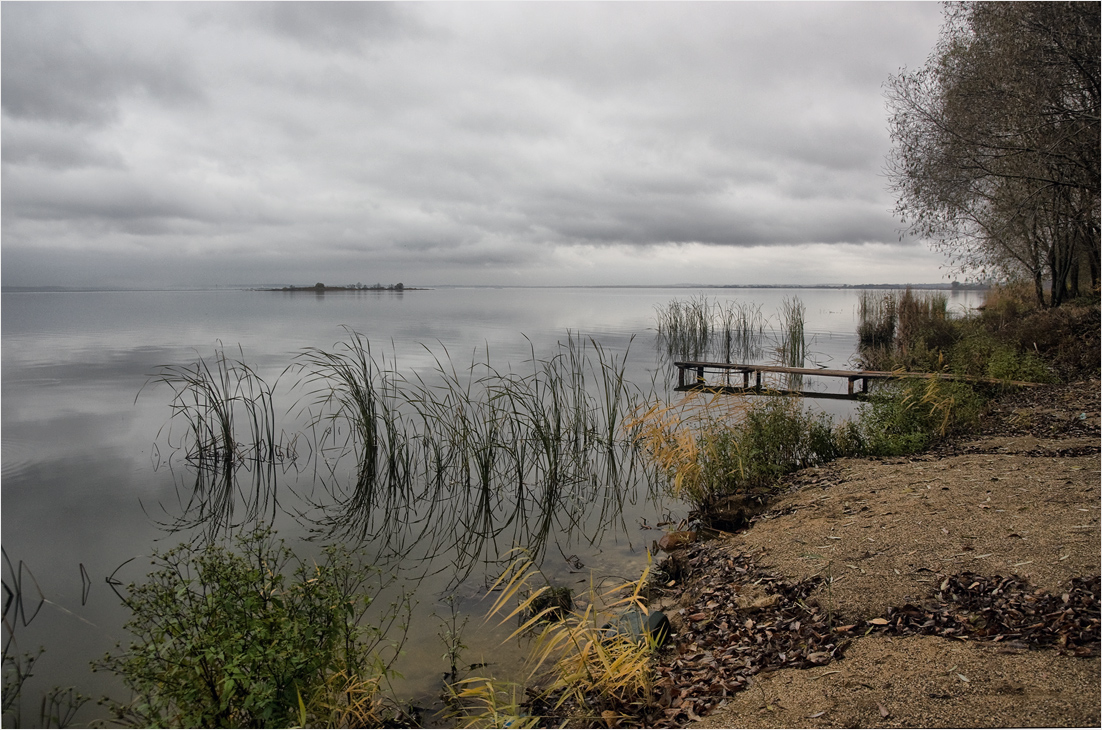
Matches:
[[1, 286, 984, 724]]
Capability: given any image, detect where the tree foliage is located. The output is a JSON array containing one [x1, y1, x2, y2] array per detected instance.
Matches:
[[886, 2, 1100, 306]]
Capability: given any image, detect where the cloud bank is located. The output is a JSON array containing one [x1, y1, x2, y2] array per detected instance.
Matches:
[[2, 2, 949, 288]]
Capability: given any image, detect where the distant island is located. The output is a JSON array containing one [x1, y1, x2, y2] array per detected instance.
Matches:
[[260, 282, 425, 292]]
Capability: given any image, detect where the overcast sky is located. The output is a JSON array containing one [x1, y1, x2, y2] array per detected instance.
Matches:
[[2, 1, 951, 289]]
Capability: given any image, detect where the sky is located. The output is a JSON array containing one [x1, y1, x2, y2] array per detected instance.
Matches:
[[1, 1, 952, 290]]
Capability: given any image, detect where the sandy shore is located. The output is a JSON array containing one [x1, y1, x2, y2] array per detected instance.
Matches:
[[648, 380, 1100, 728]]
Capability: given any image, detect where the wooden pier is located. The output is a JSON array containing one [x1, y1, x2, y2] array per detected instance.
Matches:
[[674, 361, 1042, 400]]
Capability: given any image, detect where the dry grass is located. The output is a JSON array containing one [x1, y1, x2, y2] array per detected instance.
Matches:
[[448, 552, 662, 726]]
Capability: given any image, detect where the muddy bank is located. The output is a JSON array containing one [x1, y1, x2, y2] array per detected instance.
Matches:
[[648, 380, 1100, 728]]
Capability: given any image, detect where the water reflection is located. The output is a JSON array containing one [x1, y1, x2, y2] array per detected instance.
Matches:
[[148, 454, 297, 544]]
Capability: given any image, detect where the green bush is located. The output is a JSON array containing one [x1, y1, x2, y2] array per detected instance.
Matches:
[[985, 348, 1053, 383], [858, 378, 985, 456], [98, 529, 402, 728], [687, 397, 855, 505]]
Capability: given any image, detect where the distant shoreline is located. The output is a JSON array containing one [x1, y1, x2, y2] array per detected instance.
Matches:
[[1, 282, 987, 294]]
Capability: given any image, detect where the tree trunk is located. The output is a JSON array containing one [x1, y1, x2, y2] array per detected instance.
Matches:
[[1034, 271, 1047, 308]]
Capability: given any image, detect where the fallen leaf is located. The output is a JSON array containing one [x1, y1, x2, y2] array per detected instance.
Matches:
[[868, 618, 889, 625]]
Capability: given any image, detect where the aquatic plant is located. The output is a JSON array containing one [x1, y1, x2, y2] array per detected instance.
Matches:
[[654, 296, 766, 366], [141, 347, 298, 543], [775, 296, 807, 391], [142, 346, 287, 468], [856, 288, 954, 372], [3, 550, 90, 728], [285, 330, 657, 584], [718, 300, 766, 365], [655, 295, 712, 361]]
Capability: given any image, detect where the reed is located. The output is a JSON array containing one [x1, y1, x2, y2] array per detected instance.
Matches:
[[857, 291, 897, 352], [719, 300, 766, 364], [777, 296, 806, 368], [144, 328, 655, 582], [283, 330, 654, 583], [776, 296, 807, 390], [655, 295, 712, 361], [654, 297, 771, 369], [142, 347, 285, 468], [857, 288, 953, 371]]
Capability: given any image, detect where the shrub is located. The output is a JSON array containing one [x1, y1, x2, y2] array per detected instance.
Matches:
[[985, 348, 1053, 383], [731, 397, 843, 488], [858, 378, 985, 456], [629, 396, 856, 510], [98, 529, 406, 728]]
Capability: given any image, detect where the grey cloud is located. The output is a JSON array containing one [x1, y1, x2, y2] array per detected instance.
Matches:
[[2, 2, 949, 289], [232, 1, 419, 52], [1, 119, 125, 170], [1, 3, 200, 126]]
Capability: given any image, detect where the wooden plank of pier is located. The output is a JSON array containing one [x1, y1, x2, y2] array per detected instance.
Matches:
[[674, 361, 1043, 399]]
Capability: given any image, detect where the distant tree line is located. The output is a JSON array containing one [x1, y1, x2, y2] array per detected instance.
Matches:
[[886, 1, 1099, 306]]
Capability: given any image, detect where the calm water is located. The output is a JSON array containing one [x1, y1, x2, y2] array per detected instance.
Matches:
[[1, 286, 983, 723]]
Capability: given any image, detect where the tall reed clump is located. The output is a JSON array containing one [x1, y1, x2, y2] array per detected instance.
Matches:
[[855, 287, 1057, 383], [143, 346, 289, 468], [447, 553, 660, 727], [856, 289, 955, 372], [777, 296, 807, 369], [654, 295, 712, 361], [654, 297, 765, 365], [717, 300, 766, 364]]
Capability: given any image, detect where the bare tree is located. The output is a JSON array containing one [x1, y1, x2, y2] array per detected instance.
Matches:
[[886, 1, 1099, 306]]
